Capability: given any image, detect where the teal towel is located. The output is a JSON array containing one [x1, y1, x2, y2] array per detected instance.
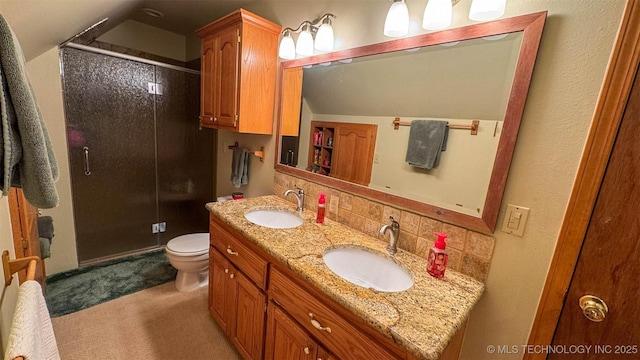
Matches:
[[0, 15, 59, 208]]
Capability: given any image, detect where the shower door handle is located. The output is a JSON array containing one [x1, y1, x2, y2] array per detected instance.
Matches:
[[83, 147, 91, 176]]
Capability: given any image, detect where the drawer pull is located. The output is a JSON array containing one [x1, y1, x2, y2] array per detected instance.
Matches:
[[226, 247, 239, 256], [309, 313, 332, 333], [304, 347, 310, 355]]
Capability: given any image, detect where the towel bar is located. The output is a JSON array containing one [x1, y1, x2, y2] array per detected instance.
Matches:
[[392, 117, 479, 135], [2, 250, 41, 286], [228, 141, 265, 162]]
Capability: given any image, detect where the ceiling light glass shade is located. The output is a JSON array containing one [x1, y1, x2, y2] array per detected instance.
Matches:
[[296, 26, 314, 57], [469, 0, 506, 21], [422, 0, 453, 30], [315, 22, 334, 52], [278, 32, 296, 60], [384, 0, 409, 37]]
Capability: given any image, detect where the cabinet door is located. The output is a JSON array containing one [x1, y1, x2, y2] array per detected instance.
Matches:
[[265, 301, 317, 360], [200, 36, 216, 126], [231, 270, 266, 360], [281, 67, 303, 136], [209, 247, 234, 332], [215, 25, 240, 128], [331, 123, 378, 186], [317, 346, 338, 360]]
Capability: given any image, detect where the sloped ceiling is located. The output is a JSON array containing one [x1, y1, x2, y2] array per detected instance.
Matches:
[[2, 0, 393, 62], [0, 0, 272, 61], [1, 0, 139, 61]]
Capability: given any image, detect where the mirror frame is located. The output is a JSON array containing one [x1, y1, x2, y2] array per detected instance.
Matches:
[[274, 11, 547, 234]]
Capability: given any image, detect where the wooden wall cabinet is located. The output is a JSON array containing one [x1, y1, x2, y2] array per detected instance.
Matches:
[[281, 67, 303, 137], [196, 9, 281, 134], [208, 213, 464, 360], [308, 121, 377, 186]]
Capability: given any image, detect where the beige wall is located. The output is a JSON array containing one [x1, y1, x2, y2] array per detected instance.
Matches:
[[0, 199, 19, 353], [26, 47, 79, 275], [0, 0, 626, 359], [97, 20, 188, 62]]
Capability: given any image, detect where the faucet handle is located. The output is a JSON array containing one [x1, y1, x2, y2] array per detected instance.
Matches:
[[294, 184, 304, 194], [389, 216, 399, 229]]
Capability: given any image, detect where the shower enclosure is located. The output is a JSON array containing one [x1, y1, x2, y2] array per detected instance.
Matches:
[[61, 45, 214, 264]]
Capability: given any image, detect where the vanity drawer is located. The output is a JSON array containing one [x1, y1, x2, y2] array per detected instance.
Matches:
[[210, 221, 268, 290], [269, 267, 401, 360]]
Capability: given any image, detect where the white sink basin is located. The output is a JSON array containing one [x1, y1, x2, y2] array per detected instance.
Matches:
[[323, 247, 413, 292], [244, 209, 304, 229]]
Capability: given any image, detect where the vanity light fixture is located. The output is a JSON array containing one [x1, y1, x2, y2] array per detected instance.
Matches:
[[422, 0, 457, 30], [278, 13, 336, 59], [469, 0, 506, 21], [384, 0, 410, 37], [385, 0, 507, 36]]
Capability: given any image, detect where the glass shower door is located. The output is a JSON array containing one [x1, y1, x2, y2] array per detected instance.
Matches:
[[62, 48, 159, 263], [155, 66, 214, 244]]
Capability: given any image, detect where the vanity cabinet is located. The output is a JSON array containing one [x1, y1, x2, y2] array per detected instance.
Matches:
[[208, 213, 464, 360], [265, 301, 318, 360], [196, 9, 281, 134], [209, 222, 268, 360], [308, 121, 377, 186], [269, 266, 403, 360]]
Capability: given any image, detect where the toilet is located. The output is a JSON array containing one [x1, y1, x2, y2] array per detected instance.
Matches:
[[165, 233, 210, 292]]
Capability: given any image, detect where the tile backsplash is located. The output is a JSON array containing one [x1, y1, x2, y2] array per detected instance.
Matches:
[[274, 172, 495, 282]]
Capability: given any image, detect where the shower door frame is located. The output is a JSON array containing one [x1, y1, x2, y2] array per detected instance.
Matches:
[[60, 43, 214, 266]]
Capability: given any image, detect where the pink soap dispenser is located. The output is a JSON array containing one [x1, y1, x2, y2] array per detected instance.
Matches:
[[427, 232, 448, 279]]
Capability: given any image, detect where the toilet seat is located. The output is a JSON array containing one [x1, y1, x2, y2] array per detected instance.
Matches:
[[166, 233, 209, 256]]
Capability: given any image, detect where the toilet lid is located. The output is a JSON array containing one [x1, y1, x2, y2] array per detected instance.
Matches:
[[166, 233, 209, 254]]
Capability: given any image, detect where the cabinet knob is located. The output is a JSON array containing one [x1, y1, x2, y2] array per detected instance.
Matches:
[[224, 268, 229, 274], [308, 313, 332, 333], [304, 347, 310, 355], [229, 273, 235, 279], [227, 247, 239, 256], [213, 117, 217, 122]]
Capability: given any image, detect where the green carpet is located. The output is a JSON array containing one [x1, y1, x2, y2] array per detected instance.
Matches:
[[45, 250, 177, 317]]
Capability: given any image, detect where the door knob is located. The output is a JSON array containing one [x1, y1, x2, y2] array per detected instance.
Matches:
[[579, 295, 608, 322]]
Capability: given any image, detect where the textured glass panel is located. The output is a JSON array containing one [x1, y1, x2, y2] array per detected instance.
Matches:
[[62, 47, 159, 262], [155, 67, 214, 244]]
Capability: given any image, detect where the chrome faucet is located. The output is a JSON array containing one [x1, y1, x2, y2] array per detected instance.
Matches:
[[380, 216, 400, 255], [284, 185, 305, 212]]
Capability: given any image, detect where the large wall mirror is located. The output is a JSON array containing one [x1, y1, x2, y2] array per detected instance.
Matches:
[[275, 11, 547, 234]]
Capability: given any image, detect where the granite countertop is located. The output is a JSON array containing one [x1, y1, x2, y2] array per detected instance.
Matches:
[[206, 195, 484, 360]]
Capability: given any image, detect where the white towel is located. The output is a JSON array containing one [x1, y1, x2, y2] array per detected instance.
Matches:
[[4, 280, 60, 360]]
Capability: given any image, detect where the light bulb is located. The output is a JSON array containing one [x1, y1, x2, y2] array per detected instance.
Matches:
[[384, 0, 409, 37], [315, 21, 334, 52], [469, 0, 506, 21], [278, 31, 296, 60], [296, 24, 314, 57], [423, 0, 453, 30]]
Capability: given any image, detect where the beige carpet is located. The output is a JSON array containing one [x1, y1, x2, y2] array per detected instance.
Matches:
[[51, 282, 241, 360]]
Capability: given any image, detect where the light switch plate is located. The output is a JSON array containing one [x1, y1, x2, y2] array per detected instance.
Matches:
[[501, 204, 530, 237]]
